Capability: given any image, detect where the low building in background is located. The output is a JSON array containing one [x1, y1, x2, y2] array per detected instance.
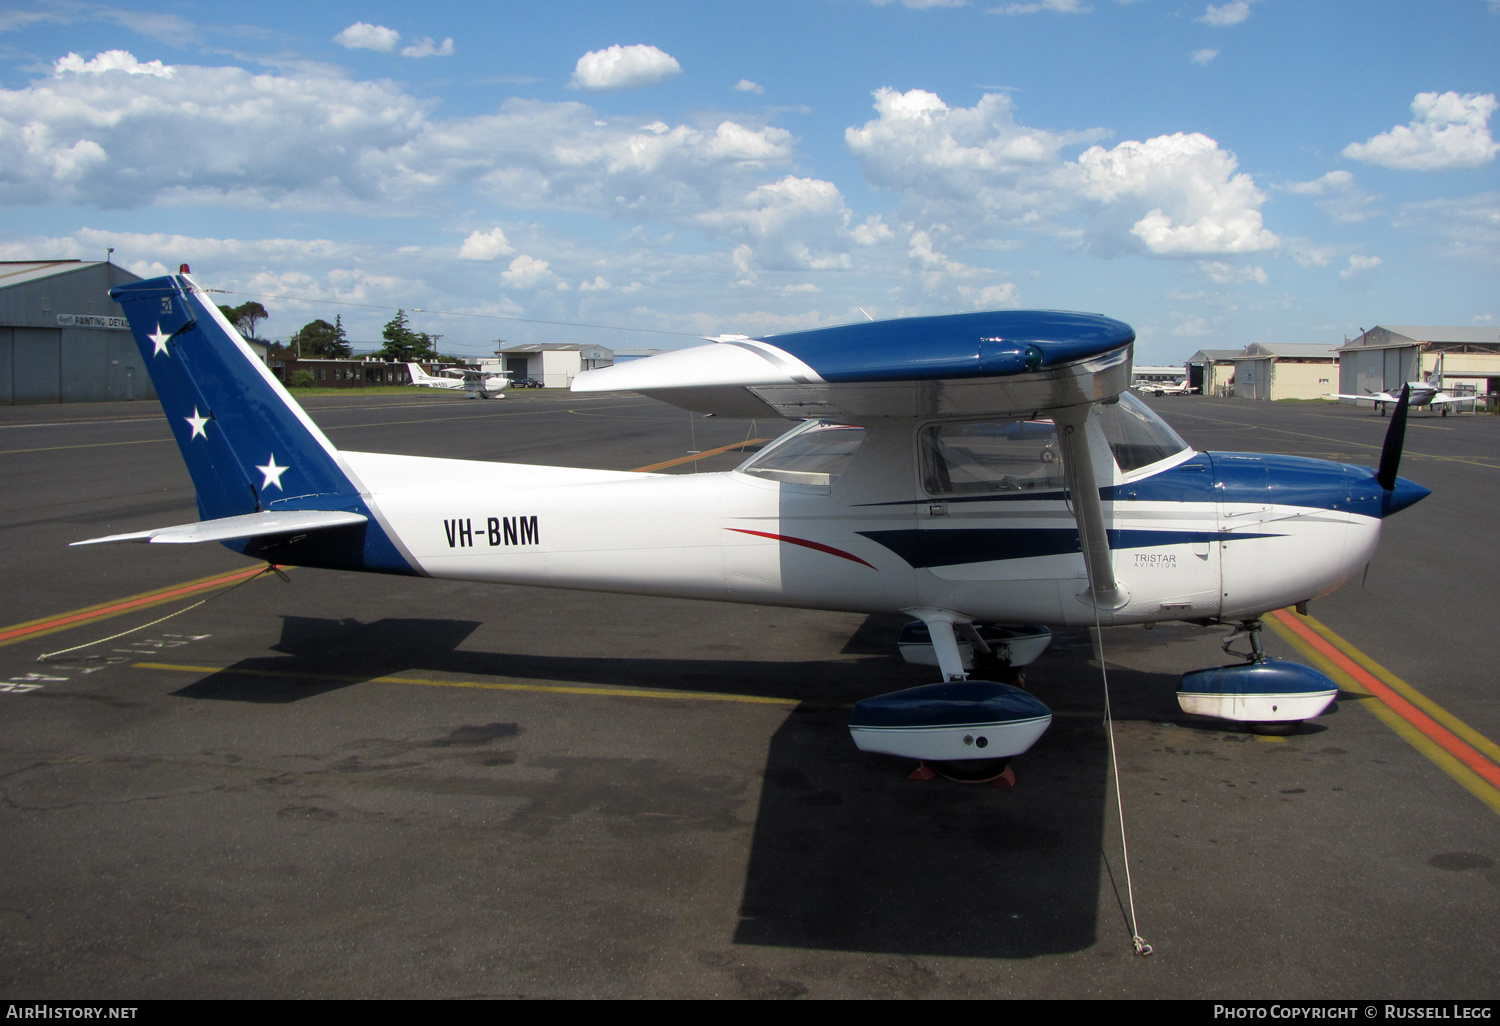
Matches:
[[1337, 326, 1500, 401], [0, 260, 146, 403], [496, 343, 613, 388], [273, 357, 424, 388], [1229, 344, 1339, 401], [1184, 348, 1241, 397]]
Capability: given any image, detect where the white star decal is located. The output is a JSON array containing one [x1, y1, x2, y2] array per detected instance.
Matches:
[[256, 455, 287, 492], [185, 408, 209, 440], [149, 324, 172, 357]]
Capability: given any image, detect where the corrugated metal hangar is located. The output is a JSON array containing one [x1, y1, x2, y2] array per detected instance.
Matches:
[[1338, 325, 1500, 400], [1, 260, 146, 404]]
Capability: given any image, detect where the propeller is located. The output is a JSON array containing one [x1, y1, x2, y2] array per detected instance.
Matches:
[[1375, 384, 1411, 492]]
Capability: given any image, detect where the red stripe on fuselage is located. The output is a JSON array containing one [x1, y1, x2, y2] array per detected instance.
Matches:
[[725, 529, 877, 570]]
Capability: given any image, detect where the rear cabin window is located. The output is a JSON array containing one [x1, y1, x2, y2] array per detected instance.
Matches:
[[1096, 391, 1189, 473], [920, 419, 1063, 495], [739, 421, 866, 486]]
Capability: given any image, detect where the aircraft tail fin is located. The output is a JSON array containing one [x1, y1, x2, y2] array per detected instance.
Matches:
[[1431, 352, 1444, 390], [107, 272, 416, 574]]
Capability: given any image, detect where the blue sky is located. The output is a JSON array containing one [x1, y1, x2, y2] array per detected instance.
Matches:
[[1, 0, 1496, 362]]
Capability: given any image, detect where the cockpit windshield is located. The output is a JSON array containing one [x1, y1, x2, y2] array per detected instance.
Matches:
[[738, 420, 866, 486], [1095, 391, 1189, 473]]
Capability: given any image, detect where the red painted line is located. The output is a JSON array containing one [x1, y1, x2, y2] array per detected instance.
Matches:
[[726, 528, 877, 569], [1267, 608, 1500, 789], [0, 566, 269, 645]]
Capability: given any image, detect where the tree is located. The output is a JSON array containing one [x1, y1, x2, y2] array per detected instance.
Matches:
[[377, 309, 439, 362], [217, 301, 268, 340], [289, 316, 352, 359]]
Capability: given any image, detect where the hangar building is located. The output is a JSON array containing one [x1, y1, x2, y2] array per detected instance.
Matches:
[[1, 260, 146, 404], [1337, 325, 1500, 401], [1229, 343, 1339, 401], [497, 343, 613, 388], [1184, 349, 1241, 397]]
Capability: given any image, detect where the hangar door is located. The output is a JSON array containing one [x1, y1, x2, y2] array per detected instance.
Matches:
[[10, 327, 61, 404]]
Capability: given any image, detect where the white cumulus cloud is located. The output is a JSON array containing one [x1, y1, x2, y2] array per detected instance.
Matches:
[[1198, 260, 1267, 284], [1343, 92, 1499, 171], [401, 37, 455, 58], [501, 254, 556, 288], [698, 175, 854, 272], [334, 23, 400, 52], [458, 227, 513, 260], [1198, 1, 1252, 26], [1074, 133, 1279, 255], [846, 88, 1277, 257], [1340, 254, 1382, 279], [570, 45, 682, 91], [989, 0, 1090, 14], [734, 79, 765, 94], [3, 53, 430, 208], [1191, 49, 1218, 65], [1280, 170, 1378, 222], [54, 50, 174, 77]]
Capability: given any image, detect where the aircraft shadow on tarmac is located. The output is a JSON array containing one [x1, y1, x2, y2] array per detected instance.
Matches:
[[165, 613, 1303, 959]]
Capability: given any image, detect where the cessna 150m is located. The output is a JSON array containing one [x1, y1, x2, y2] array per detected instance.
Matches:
[[406, 361, 510, 399], [78, 270, 1429, 777]]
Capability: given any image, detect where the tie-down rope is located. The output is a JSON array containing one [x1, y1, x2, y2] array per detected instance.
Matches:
[[36, 564, 286, 663]]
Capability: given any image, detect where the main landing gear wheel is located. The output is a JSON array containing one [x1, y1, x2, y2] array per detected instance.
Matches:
[[1247, 721, 1300, 736], [909, 758, 1015, 786]]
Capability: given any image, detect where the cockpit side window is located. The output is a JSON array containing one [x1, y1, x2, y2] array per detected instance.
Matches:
[[1096, 391, 1189, 473], [738, 420, 866, 485], [920, 419, 1064, 495]]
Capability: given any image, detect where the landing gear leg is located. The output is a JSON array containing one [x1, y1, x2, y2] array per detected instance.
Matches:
[[1222, 618, 1266, 664], [1222, 619, 1302, 735]]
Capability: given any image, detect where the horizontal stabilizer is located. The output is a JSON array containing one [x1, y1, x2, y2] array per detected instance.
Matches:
[[71, 509, 368, 547]]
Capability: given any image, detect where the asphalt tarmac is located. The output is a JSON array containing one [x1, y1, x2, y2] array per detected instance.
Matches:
[[1, 391, 1496, 999]]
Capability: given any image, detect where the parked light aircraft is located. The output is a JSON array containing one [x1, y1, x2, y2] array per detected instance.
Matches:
[[1327, 354, 1479, 416], [406, 362, 509, 399], [78, 270, 1430, 774], [1131, 379, 1197, 397]]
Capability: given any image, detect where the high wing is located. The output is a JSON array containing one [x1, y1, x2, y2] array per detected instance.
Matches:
[[574, 310, 1138, 610], [573, 311, 1135, 421]]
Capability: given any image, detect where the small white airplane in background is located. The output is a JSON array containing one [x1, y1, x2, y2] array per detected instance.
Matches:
[[1327, 354, 1481, 417], [407, 362, 509, 399], [1132, 379, 1197, 397], [81, 268, 1430, 784]]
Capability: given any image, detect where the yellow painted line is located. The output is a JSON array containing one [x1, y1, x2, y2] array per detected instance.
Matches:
[[1264, 610, 1500, 817], [0, 566, 275, 648], [0, 437, 169, 455], [132, 661, 799, 706], [633, 438, 771, 473]]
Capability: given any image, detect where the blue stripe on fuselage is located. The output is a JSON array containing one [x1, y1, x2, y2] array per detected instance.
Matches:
[[857, 527, 1277, 570], [852, 452, 1386, 518]]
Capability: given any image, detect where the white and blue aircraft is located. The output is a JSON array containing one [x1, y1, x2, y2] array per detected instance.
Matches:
[[77, 269, 1430, 775], [406, 361, 510, 399], [1327, 354, 1480, 417]]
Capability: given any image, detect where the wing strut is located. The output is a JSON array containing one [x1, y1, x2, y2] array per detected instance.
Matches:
[[1055, 406, 1130, 610]]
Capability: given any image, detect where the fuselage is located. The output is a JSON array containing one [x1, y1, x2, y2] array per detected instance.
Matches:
[[271, 403, 1406, 629]]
